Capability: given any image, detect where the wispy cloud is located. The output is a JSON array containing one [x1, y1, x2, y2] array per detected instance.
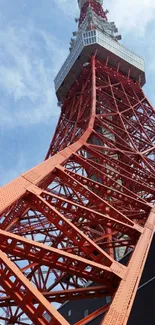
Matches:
[[53, 0, 78, 17], [0, 24, 67, 127]]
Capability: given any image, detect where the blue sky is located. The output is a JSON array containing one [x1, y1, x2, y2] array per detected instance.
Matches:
[[0, 0, 155, 187]]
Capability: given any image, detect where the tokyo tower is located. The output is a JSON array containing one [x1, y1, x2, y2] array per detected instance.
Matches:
[[0, 0, 155, 324]]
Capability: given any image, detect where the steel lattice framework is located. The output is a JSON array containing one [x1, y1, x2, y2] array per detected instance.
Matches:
[[0, 1, 155, 325]]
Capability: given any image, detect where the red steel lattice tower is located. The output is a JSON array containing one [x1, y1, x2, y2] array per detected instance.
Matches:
[[0, 0, 155, 324]]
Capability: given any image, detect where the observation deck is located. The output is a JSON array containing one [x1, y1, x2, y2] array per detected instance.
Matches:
[[55, 29, 145, 102]]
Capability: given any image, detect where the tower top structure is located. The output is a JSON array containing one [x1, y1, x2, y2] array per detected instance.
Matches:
[[55, 0, 145, 102], [78, 0, 103, 10], [78, 0, 105, 24], [77, 0, 118, 39]]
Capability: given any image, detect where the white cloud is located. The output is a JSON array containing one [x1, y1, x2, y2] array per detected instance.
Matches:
[[0, 24, 68, 127], [107, 0, 155, 35]]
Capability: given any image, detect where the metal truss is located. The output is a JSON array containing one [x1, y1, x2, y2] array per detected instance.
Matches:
[[78, 0, 107, 26], [0, 55, 155, 324]]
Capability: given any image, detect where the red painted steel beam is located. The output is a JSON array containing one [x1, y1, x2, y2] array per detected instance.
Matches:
[[0, 286, 110, 307], [0, 250, 69, 325], [102, 207, 155, 325], [74, 304, 110, 325], [0, 229, 123, 284]]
